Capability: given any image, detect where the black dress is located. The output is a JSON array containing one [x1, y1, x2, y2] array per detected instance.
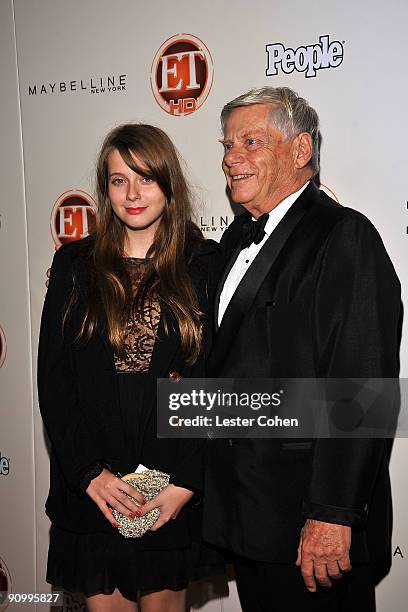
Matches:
[[46, 257, 220, 597]]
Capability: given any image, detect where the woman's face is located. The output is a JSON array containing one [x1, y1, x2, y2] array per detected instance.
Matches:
[[107, 148, 167, 236]]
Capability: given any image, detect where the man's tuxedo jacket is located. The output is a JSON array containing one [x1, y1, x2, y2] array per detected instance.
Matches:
[[204, 181, 402, 567]]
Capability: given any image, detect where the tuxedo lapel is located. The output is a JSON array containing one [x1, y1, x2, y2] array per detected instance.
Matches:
[[213, 242, 242, 333], [208, 187, 313, 374], [213, 211, 251, 332]]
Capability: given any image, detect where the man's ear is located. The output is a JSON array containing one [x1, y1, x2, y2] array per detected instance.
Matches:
[[293, 132, 313, 169]]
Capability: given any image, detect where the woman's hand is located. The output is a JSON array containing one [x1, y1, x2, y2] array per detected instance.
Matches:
[[138, 484, 194, 531], [86, 468, 145, 527]]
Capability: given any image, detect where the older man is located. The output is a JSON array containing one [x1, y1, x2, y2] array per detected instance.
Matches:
[[203, 87, 401, 611]]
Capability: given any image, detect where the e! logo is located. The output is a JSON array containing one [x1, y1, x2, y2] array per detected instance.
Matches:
[[151, 34, 214, 116], [0, 453, 9, 476], [50, 189, 96, 247], [0, 326, 6, 368]]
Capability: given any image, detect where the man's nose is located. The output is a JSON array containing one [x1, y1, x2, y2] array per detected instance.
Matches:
[[223, 146, 244, 167]]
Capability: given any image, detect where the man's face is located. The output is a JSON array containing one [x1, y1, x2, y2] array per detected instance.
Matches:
[[221, 103, 299, 217]]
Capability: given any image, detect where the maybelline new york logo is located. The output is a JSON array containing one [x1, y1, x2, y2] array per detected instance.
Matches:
[[151, 33, 214, 116], [50, 189, 96, 247], [266, 35, 344, 78], [28, 73, 126, 96], [200, 215, 231, 234]]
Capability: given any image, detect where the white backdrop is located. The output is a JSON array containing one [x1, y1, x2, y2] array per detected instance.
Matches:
[[0, 0, 36, 605], [0, 0, 407, 609]]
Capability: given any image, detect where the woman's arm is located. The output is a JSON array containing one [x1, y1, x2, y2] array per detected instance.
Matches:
[[38, 246, 144, 523], [38, 245, 102, 491]]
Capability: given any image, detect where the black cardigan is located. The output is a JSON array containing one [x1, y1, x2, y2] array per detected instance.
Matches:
[[38, 235, 218, 548]]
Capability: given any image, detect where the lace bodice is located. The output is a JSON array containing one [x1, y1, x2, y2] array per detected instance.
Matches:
[[114, 258, 160, 373]]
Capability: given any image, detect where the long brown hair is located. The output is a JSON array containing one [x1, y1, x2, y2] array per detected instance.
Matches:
[[78, 123, 204, 363]]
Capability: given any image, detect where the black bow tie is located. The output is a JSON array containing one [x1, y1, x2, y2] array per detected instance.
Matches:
[[241, 213, 269, 249]]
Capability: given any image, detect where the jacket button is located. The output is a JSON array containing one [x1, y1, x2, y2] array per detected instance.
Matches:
[[168, 371, 181, 382]]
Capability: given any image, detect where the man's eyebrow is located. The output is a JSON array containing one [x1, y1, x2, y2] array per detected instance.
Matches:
[[219, 128, 267, 143], [240, 128, 267, 138]]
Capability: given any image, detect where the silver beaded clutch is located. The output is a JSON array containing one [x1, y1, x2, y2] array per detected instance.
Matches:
[[112, 470, 170, 538]]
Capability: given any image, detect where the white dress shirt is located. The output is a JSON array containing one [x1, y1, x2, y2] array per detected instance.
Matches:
[[218, 181, 310, 326]]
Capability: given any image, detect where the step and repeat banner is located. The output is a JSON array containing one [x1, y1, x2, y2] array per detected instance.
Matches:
[[1, 0, 407, 610]]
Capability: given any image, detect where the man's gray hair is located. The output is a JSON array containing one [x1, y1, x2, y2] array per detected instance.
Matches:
[[221, 86, 321, 174]]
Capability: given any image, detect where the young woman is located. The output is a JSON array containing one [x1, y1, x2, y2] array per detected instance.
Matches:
[[38, 124, 219, 611]]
